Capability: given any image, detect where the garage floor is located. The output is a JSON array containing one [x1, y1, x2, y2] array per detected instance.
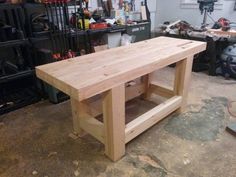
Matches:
[[0, 67, 236, 177]]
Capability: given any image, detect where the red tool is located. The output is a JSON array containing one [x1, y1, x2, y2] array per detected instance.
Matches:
[[53, 50, 76, 60], [53, 53, 61, 60], [218, 18, 230, 31], [119, 0, 123, 9], [89, 22, 108, 29], [218, 18, 230, 27]]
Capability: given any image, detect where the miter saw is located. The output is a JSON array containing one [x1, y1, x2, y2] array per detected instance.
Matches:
[[198, 0, 218, 29]]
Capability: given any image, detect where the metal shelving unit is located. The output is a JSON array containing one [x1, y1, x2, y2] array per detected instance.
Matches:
[[0, 3, 41, 115]]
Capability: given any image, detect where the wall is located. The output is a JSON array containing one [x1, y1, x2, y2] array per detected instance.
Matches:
[[155, 0, 236, 27], [147, 0, 157, 30]]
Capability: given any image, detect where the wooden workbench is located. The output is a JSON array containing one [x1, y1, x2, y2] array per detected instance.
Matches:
[[36, 37, 206, 161], [208, 29, 236, 37]]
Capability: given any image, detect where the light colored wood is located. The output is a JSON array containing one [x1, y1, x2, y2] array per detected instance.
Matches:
[[174, 56, 194, 113], [86, 95, 103, 118], [125, 96, 182, 143], [36, 37, 206, 101], [141, 74, 151, 99], [103, 84, 126, 161], [79, 115, 104, 143], [94, 45, 108, 52], [86, 82, 146, 118], [149, 82, 174, 99], [71, 99, 104, 142], [36, 37, 206, 162], [70, 98, 86, 136], [125, 82, 146, 101]]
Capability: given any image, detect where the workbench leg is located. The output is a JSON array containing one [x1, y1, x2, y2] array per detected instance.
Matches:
[[174, 56, 194, 113], [141, 74, 151, 99], [103, 84, 126, 161], [71, 98, 87, 136]]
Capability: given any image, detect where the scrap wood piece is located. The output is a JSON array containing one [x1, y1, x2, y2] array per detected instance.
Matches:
[[207, 29, 236, 37]]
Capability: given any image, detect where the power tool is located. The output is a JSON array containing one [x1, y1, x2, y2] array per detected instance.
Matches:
[[197, 0, 218, 29], [220, 44, 236, 79]]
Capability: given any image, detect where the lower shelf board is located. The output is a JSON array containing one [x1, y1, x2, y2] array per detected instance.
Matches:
[[79, 96, 182, 144]]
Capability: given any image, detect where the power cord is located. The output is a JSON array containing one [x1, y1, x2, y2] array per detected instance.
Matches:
[[227, 101, 236, 117]]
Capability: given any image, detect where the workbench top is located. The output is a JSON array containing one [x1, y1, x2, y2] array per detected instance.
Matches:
[[36, 37, 206, 101]]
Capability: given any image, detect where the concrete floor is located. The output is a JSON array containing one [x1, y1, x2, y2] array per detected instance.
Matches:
[[0, 67, 236, 177]]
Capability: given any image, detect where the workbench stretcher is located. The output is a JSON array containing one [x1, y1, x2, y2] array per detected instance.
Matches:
[[36, 37, 206, 161]]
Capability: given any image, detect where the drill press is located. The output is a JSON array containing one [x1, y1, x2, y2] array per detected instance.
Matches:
[[198, 0, 218, 29]]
